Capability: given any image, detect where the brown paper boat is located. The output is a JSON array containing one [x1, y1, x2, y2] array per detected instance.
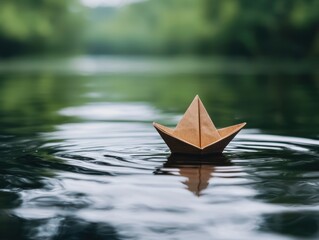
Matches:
[[153, 95, 246, 154]]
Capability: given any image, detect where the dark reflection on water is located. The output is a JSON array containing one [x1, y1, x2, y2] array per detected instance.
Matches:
[[0, 213, 121, 240], [154, 154, 232, 196], [260, 212, 319, 238], [0, 57, 318, 239]]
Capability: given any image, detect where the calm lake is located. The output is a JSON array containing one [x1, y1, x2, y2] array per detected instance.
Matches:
[[0, 56, 318, 240]]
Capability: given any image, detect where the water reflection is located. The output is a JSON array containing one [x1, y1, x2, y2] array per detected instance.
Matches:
[[0, 60, 318, 239], [154, 154, 232, 196], [28, 217, 121, 240], [260, 211, 319, 238]]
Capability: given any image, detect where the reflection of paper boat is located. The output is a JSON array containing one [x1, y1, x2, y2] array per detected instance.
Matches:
[[153, 95, 246, 154], [154, 154, 231, 196]]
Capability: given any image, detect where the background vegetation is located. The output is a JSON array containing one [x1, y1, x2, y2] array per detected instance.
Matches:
[[0, 0, 84, 57], [0, 0, 319, 58]]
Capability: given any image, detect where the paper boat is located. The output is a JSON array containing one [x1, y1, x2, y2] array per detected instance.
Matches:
[[153, 95, 246, 154]]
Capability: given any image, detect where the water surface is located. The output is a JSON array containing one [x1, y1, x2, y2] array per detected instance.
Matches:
[[0, 56, 318, 240]]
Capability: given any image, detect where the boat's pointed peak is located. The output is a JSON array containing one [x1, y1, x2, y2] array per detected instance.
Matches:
[[174, 96, 200, 146], [195, 94, 203, 103], [198, 97, 221, 147], [174, 95, 221, 147], [176, 95, 201, 125]]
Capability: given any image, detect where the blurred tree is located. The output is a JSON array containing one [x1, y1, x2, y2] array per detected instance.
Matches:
[[0, 0, 318, 58], [0, 0, 84, 57], [203, 0, 319, 58], [85, 0, 209, 55], [84, 0, 319, 58]]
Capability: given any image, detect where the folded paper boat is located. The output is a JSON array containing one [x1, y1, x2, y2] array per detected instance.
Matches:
[[153, 95, 246, 154]]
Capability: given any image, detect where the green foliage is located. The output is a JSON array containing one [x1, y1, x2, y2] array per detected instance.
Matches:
[[0, 0, 318, 58], [0, 0, 84, 57], [203, 0, 319, 57], [85, 0, 210, 55], [85, 0, 319, 58]]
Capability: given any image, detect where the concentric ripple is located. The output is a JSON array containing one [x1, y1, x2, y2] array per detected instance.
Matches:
[[7, 102, 318, 240]]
